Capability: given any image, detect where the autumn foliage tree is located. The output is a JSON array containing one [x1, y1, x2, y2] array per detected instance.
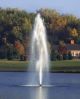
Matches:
[[14, 40, 25, 60], [0, 8, 80, 60]]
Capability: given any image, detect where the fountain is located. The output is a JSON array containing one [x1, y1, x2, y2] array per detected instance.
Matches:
[[20, 13, 49, 99], [30, 13, 49, 86]]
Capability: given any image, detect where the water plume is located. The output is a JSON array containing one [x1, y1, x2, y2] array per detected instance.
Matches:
[[29, 13, 49, 85]]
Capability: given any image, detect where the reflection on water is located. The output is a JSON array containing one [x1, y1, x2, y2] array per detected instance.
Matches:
[[37, 87, 44, 99], [36, 87, 47, 99], [30, 87, 47, 99]]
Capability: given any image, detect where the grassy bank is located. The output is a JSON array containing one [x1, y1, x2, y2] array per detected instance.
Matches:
[[51, 60, 80, 73], [0, 60, 80, 72], [0, 60, 28, 71]]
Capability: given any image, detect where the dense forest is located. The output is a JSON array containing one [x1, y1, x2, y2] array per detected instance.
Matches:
[[0, 8, 80, 60]]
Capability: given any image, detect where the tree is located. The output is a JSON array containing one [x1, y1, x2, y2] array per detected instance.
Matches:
[[0, 8, 80, 60], [58, 41, 67, 56], [69, 28, 78, 37], [14, 40, 25, 60], [7, 44, 14, 60]]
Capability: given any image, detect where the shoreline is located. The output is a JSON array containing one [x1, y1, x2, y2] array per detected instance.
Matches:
[[0, 60, 80, 73]]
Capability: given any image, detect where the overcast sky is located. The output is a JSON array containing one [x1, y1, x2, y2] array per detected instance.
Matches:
[[0, 0, 80, 17]]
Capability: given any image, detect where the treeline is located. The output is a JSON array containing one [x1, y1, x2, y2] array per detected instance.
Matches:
[[0, 8, 35, 60], [0, 8, 80, 60], [39, 9, 80, 44]]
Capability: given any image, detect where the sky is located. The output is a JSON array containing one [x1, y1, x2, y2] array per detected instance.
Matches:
[[0, 0, 80, 18]]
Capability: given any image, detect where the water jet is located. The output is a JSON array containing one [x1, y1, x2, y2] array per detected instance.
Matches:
[[30, 13, 49, 85]]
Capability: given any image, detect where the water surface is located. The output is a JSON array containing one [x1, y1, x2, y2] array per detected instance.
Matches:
[[0, 72, 80, 99]]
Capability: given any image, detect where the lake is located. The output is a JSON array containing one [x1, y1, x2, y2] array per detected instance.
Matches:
[[0, 72, 80, 99]]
